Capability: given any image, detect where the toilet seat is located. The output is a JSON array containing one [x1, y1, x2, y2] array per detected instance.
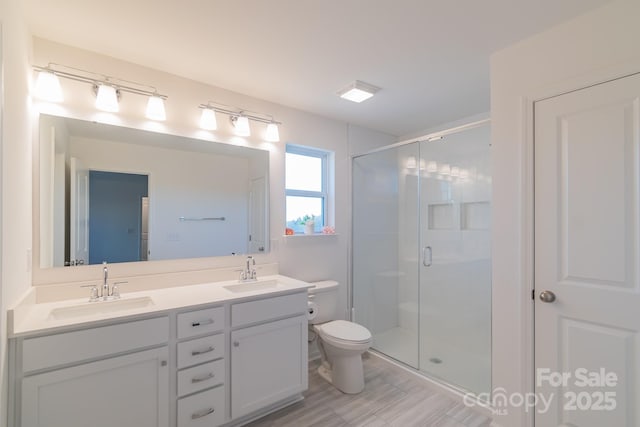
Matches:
[[315, 320, 372, 344]]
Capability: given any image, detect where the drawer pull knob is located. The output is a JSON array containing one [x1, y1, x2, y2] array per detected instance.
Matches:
[[233, 341, 240, 347], [191, 372, 215, 383], [191, 318, 214, 327], [191, 407, 215, 420], [191, 346, 215, 356]]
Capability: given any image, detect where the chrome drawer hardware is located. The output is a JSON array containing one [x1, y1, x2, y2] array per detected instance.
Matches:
[[191, 346, 215, 356], [191, 373, 215, 383], [191, 319, 214, 327], [191, 407, 215, 420]]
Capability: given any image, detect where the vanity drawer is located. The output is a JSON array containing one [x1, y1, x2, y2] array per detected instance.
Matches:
[[178, 359, 224, 397], [177, 385, 225, 427], [22, 316, 169, 372], [177, 333, 224, 369], [231, 292, 307, 327], [177, 306, 224, 339]]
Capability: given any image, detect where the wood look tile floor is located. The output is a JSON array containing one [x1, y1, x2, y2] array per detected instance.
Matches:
[[246, 353, 492, 427]]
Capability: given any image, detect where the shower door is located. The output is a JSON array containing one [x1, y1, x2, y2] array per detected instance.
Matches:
[[352, 122, 491, 395], [352, 143, 420, 368], [418, 124, 491, 395]]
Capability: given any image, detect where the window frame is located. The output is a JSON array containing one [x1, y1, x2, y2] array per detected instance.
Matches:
[[285, 144, 329, 233]]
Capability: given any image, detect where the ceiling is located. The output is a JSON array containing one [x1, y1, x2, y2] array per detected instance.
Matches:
[[22, 0, 612, 137]]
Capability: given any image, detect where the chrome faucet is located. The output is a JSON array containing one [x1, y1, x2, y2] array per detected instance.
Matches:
[[239, 256, 257, 281], [81, 262, 126, 302], [102, 261, 110, 300]]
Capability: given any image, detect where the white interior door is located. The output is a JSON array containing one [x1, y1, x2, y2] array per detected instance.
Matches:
[[248, 176, 266, 253], [69, 157, 89, 265], [534, 73, 640, 426]]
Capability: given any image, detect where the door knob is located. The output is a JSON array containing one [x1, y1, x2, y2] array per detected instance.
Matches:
[[539, 290, 556, 303]]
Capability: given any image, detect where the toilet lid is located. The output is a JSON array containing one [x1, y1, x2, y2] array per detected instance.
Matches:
[[319, 320, 372, 343]]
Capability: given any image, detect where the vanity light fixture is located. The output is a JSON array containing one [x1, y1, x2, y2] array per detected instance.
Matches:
[[265, 122, 280, 142], [232, 115, 251, 137], [199, 101, 281, 141], [95, 84, 120, 113], [146, 94, 167, 121], [33, 63, 168, 120], [337, 80, 380, 103], [199, 107, 218, 130], [34, 69, 64, 102]]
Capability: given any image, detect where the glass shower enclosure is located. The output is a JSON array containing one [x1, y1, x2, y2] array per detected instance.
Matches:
[[352, 122, 491, 395]]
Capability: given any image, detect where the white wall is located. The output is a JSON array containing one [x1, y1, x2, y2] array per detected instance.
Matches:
[[0, 0, 33, 422], [491, 0, 640, 426], [30, 39, 395, 317]]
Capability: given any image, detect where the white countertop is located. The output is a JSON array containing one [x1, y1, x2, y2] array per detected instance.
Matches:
[[9, 275, 313, 337]]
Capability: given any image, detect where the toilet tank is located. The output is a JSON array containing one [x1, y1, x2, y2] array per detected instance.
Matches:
[[308, 280, 339, 324]]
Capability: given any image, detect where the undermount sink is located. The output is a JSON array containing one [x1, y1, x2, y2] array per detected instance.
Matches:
[[48, 296, 155, 320], [223, 280, 285, 293]]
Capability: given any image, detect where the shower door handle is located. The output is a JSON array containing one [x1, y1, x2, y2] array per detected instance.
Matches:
[[423, 246, 432, 267]]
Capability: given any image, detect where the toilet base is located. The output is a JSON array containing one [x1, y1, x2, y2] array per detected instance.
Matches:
[[316, 356, 365, 394], [317, 362, 333, 386]]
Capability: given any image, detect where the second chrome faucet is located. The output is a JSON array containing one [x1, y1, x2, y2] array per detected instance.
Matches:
[[83, 262, 126, 302], [239, 256, 257, 282]]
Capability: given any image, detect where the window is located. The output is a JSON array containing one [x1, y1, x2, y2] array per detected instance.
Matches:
[[285, 144, 330, 234]]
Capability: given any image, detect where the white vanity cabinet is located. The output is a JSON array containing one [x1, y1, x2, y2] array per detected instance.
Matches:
[[175, 306, 226, 427], [16, 317, 170, 427], [230, 293, 308, 419], [9, 280, 311, 427]]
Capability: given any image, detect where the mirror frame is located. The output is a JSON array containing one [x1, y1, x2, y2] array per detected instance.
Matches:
[[32, 110, 275, 285]]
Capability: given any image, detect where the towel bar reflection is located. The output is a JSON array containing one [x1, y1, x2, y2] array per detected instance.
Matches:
[[179, 216, 226, 221]]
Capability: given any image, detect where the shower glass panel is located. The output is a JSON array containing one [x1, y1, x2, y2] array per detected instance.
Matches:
[[352, 122, 491, 396], [352, 143, 420, 368], [418, 125, 491, 395]]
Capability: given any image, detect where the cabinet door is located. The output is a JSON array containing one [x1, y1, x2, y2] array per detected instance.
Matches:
[[21, 347, 169, 427], [231, 315, 307, 419]]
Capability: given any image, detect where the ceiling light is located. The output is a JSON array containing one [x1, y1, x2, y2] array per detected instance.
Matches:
[[34, 70, 64, 102], [95, 84, 119, 112], [200, 108, 218, 130], [232, 115, 251, 137], [265, 123, 280, 142], [146, 95, 166, 121], [337, 80, 380, 103], [426, 161, 438, 173]]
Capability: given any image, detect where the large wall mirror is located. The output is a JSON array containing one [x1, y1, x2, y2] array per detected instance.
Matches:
[[38, 114, 269, 269]]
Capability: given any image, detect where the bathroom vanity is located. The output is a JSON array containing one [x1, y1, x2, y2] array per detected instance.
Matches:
[[8, 275, 311, 427]]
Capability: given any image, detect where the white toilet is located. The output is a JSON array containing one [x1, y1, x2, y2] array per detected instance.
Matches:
[[308, 281, 372, 394]]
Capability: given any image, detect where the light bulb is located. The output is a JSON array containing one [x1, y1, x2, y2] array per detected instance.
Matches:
[[265, 123, 280, 142], [95, 84, 119, 112], [234, 116, 250, 137], [146, 95, 166, 121], [34, 71, 64, 102], [200, 108, 217, 130], [406, 156, 417, 169]]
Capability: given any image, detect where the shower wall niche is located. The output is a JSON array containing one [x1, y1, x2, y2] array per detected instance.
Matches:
[[352, 122, 491, 395]]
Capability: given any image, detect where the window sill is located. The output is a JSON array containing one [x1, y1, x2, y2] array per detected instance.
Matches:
[[283, 233, 338, 238]]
